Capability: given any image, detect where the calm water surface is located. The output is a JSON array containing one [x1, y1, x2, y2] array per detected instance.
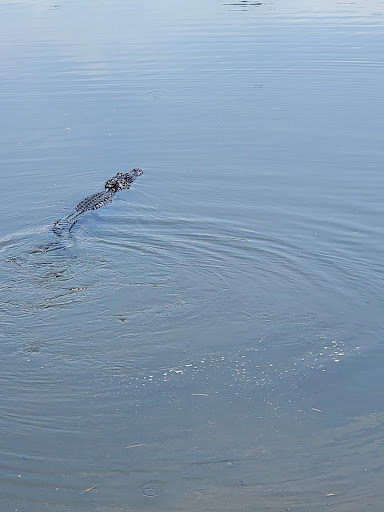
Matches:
[[1, 0, 384, 510]]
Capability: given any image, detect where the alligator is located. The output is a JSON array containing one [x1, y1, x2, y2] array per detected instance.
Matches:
[[53, 168, 143, 233]]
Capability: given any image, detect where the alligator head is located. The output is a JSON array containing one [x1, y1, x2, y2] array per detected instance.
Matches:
[[104, 168, 143, 192]]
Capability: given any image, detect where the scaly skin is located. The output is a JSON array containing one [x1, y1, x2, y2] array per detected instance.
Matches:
[[53, 168, 143, 233]]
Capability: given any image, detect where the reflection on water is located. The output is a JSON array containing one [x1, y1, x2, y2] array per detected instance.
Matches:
[[1, 0, 384, 510]]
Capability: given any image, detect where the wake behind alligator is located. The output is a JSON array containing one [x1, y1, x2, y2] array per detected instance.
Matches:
[[53, 168, 143, 234]]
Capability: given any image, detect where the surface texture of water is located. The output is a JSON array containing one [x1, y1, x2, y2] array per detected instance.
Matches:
[[1, 0, 384, 510]]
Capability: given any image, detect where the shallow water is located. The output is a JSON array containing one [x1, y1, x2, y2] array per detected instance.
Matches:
[[1, 0, 384, 510]]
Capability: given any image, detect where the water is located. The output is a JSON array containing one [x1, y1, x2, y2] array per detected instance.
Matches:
[[1, 0, 384, 510]]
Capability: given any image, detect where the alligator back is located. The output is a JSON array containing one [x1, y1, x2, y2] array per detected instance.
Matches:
[[53, 169, 143, 234]]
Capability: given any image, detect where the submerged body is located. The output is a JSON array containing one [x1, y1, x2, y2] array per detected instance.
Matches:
[[53, 168, 143, 233]]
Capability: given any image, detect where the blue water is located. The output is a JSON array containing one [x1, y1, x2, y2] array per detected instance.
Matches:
[[1, 0, 384, 510]]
